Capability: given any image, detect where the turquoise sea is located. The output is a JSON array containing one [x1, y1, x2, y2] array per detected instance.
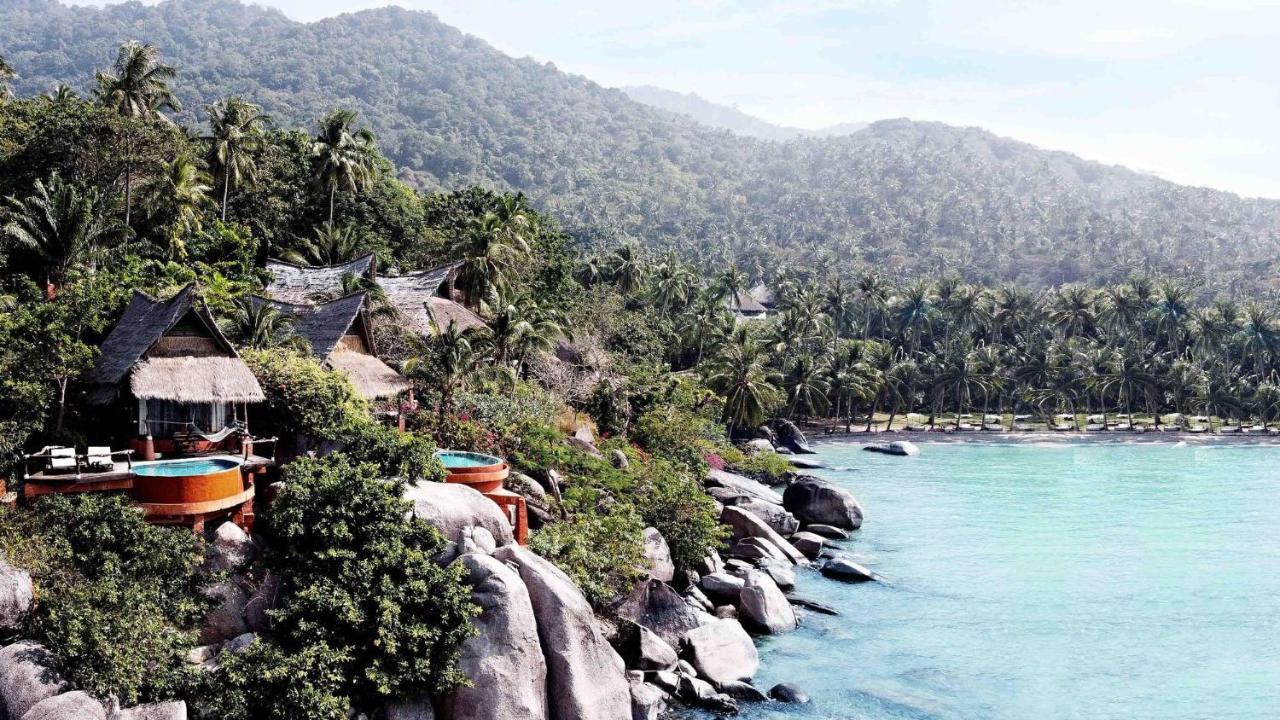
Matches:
[[713, 440, 1280, 720]]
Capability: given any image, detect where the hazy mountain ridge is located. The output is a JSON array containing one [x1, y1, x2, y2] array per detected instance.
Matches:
[[4, 0, 1280, 292], [621, 85, 868, 141]]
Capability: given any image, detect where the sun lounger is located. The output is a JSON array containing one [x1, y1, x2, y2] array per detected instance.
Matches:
[[85, 446, 114, 471], [1085, 424, 1106, 432], [45, 446, 77, 474], [1219, 425, 1241, 434]]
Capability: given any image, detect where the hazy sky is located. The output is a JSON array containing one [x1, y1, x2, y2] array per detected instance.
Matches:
[[80, 0, 1280, 198]]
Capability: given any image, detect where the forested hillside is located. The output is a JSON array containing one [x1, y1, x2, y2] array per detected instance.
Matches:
[[4, 0, 1280, 293]]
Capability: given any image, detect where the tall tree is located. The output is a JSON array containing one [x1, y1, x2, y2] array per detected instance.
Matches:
[[311, 109, 377, 225], [0, 174, 115, 293], [148, 153, 213, 259], [205, 97, 268, 221], [94, 41, 181, 227]]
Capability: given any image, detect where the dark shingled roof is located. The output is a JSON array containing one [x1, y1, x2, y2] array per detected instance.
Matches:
[[376, 261, 473, 337], [257, 292, 368, 360], [90, 284, 250, 404], [265, 254, 376, 304]]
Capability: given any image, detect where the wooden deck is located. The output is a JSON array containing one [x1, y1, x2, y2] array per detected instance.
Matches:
[[23, 453, 276, 500]]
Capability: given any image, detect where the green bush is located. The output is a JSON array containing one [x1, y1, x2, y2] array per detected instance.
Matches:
[[529, 503, 646, 606], [722, 445, 793, 483], [634, 459, 727, 571], [0, 494, 210, 705], [259, 455, 476, 710], [197, 639, 350, 720]]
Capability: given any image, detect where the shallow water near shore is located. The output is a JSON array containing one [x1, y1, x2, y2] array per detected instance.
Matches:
[[691, 441, 1280, 720]]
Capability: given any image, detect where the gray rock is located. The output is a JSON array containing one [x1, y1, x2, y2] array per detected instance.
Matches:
[[610, 449, 629, 470], [784, 477, 864, 530], [649, 671, 679, 693], [208, 521, 255, 572], [565, 436, 602, 458], [677, 674, 740, 711], [804, 524, 849, 540], [186, 645, 218, 665], [493, 545, 629, 720], [697, 573, 744, 602], [820, 558, 879, 583], [790, 531, 827, 559], [744, 439, 774, 454], [723, 559, 753, 575], [737, 570, 797, 635], [682, 586, 713, 613], [405, 482, 514, 547], [509, 473, 547, 504], [460, 526, 497, 555], [0, 642, 68, 720], [440, 553, 547, 720], [726, 537, 787, 564], [735, 499, 800, 536], [760, 561, 795, 590], [720, 506, 806, 565], [610, 580, 709, 649], [0, 558, 33, 633], [681, 619, 759, 686], [614, 621, 678, 672], [640, 528, 674, 583], [198, 580, 248, 644], [704, 469, 783, 505], [788, 596, 840, 616], [769, 682, 811, 703], [788, 456, 826, 469], [713, 605, 737, 619], [21, 691, 105, 720], [385, 702, 435, 720], [773, 419, 815, 454], [243, 573, 280, 633], [706, 487, 750, 505], [627, 681, 666, 720], [223, 633, 256, 655], [114, 701, 187, 720], [719, 680, 768, 702]]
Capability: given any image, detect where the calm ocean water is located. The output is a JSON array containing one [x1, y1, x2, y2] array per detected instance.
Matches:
[[699, 441, 1280, 720]]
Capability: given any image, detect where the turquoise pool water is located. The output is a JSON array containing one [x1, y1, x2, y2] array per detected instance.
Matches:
[[133, 458, 239, 476], [713, 441, 1280, 720], [434, 450, 503, 469]]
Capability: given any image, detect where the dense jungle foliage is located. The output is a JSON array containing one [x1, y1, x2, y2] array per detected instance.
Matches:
[[4, 0, 1280, 295]]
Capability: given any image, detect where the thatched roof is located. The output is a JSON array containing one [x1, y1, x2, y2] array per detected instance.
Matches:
[[749, 284, 776, 308], [425, 297, 487, 335], [130, 357, 265, 403], [377, 262, 478, 337], [724, 289, 767, 315], [260, 293, 368, 360], [328, 349, 412, 400], [91, 285, 258, 404], [265, 254, 376, 304]]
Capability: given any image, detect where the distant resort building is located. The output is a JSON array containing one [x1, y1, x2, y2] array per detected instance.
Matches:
[[749, 283, 776, 310], [255, 292, 411, 402], [88, 284, 265, 457], [724, 288, 768, 320]]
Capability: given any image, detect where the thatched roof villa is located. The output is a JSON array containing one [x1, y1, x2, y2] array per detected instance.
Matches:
[[257, 292, 411, 402], [265, 254, 377, 304], [376, 261, 486, 336], [724, 289, 768, 319], [89, 284, 265, 457]]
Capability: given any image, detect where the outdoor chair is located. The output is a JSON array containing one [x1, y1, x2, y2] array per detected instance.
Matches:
[[85, 447, 114, 472], [44, 446, 78, 474]]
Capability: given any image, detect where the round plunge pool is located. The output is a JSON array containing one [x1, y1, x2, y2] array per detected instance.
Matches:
[[434, 450, 509, 493]]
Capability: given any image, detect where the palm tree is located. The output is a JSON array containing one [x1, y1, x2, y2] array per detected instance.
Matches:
[[405, 321, 479, 419], [931, 344, 992, 428], [283, 222, 366, 266], [705, 336, 783, 435], [1047, 285, 1097, 340], [650, 253, 695, 314], [1, 174, 115, 293], [225, 297, 294, 349], [205, 97, 267, 221], [713, 263, 749, 311], [311, 109, 377, 225], [1235, 304, 1279, 379], [1150, 280, 1193, 354], [148, 153, 213, 259], [47, 85, 79, 104], [782, 354, 830, 418], [0, 55, 16, 101], [893, 280, 937, 354], [606, 241, 647, 294], [94, 41, 181, 226], [1091, 345, 1159, 425], [856, 271, 889, 341], [455, 208, 532, 311]]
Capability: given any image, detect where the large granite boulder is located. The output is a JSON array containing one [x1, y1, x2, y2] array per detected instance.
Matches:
[[640, 528, 674, 583], [628, 680, 666, 720], [726, 538, 787, 564], [243, 573, 280, 634], [697, 573, 744, 603], [773, 420, 815, 454], [493, 545, 630, 720], [405, 482, 514, 547], [198, 580, 248, 645], [609, 580, 710, 648], [613, 621, 677, 672], [0, 642, 68, 720], [704, 470, 783, 505], [21, 691, 105, 720], [719, 507, 806, 565], [783, 476, 864, 530], [207, 522, 255, 573], [385, 702, 435, 720], [114, 701, 188, 720], [820, 557, 879, 583], [0, 559, 33, 633], [440, 554, 547, 720], [736, 571, 797, 635], [733, 499, 799, 536], [681, 619, 759, 687]]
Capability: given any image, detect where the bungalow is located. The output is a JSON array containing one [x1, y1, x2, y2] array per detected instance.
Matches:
[[265, 253, 377, 304], [749, 283, 777, 310], [256, 292, 411, 403], [724, 289, 768, 320], [88, 284, 265, 459], [377, 261, 486, 336]]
